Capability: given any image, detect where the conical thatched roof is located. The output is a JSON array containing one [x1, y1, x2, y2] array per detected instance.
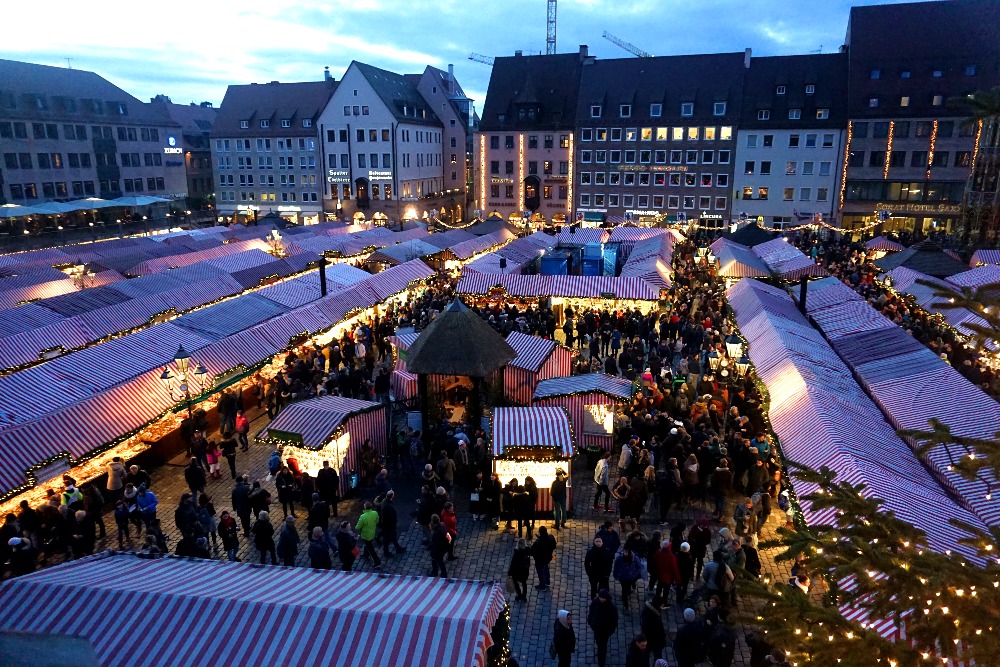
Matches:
[[406, 299, 516, 376], [723, 223, 780, 247], [875, 239, 969, 278]]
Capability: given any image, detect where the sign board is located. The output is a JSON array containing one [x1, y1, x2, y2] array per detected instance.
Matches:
[[368, 169, 392, 181], [327, 169, 350, 184], [599, 291, 617, 300], [582, 403, 614, 435]]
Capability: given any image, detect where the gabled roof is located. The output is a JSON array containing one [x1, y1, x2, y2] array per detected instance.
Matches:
[[353, 62, 441, 127], [0, 59, 176, 127], [874, 239, 970, 278], [723, 223, 781, 247], [406, 299, 516, 376], [740, 53, 848, 128], [149, 98, 218, 135], [575, 52, 747, 124], [480, 51, 586, 131], [212, 79, 337, 136]]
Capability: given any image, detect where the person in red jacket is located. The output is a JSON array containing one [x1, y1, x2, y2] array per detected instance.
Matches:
[[654, 539, 681, 603], [441, 501, 458, 561]]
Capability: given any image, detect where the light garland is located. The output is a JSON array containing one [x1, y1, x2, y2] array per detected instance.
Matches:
[[478, 134, 487, 212], [883, 121, 894, 180], [970, 119, 983, 175], [517, 133, 525, 213], [566, 132, 575, 217], [839, 120, 853, 212], [926, 119, 939, 182]]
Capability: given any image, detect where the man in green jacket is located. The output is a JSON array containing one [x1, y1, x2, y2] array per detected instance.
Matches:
[[354, 501, 382, 568]]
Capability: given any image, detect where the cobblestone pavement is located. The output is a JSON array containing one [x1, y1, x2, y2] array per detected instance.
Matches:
[[87, 409, 792, 666]]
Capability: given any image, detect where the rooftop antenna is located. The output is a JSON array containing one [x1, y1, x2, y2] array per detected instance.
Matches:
[[810, 45, 823, 54], [65, 58, 73, 69]]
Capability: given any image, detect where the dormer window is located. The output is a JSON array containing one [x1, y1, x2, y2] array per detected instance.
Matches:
[[260, 119, 269, 128], [240, 120, 249, 129], [302, 119, 312, 127], [591, 104, 602, 118], [619, 104, 631, 118], [281, 119, 291, 128], [775, 85, 786, 95], [805, 84, 815, 94], [680, 102, 694, 117]]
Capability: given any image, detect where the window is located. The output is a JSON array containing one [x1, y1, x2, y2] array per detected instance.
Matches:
[[701, 174, 713, 187], [717, 174, 729, 187], [819, 161, 832, 176], [260, 119, 271, 128], [803, 161, 814, 175], [505, 160, 514, 174], [504, 135, 514, 149], [760, 161, 771, 175], [890, 151, 905, 168], [966, 65, 977, 76], [788, 108, 801, 120], [687, 127, 699, 141], [683, 196, 695, 209], [641, 128, 652, 141], [799, 188, 811, 201], [869, 151, 886, 167], [303, 119, 312, 127], [783, 188, 794, 201], [805, 134, 817, 148], [698, 196, 711, 210], [624, 150, 636, 163], [594, 172, 605, 185], [955, 151, 972, 167], [704, 127, 716, 140], [686, 150, 698, 164], [701, 150, 713, 164], [786, 161, 796, 175], [822, 133, 834, 148], [720, 127, 732, 140], [560, 135, 570, 148], [650, 103, 662, 117], [581, 128, 593, 141], [869, 97, 879, 108], [625, 128, 637, 142], [775, 85, 786, 95], [655, 127, 667, 141], [610, 128, 622, 141], [932, 151, 949, 167], [369, 129, 378, 142], [591, 105, 602, 118], [357, 154, 366, 168], [915, 121, 932, 138], [870, 69, 880, 80], [640, 149, 651, 163], [746, 134, 758, 148], [579, 194, 591, 206], [619, 104, 631, 118], [670, 150, 682, 164], [873, 122, 890, 139], [900, 96, 910, 107], [714, 196, 727, 210], [668, 195, 679, 208], [805, 84, 815, 95], [816, 108, 829, 119], [544, 135, 554, 148], [654, 150, 666, 164], [681, 102, 694, 117], [854, 122, 869, 138], [744, 161, 755, 175], [757, 109, 770, 121], [713, 102, 726, 116], [281, 119, 291, 128], [580, 150, 591, 163], [939, 121, 955, 137], [817, 188, 829, 201], [718, 150, 730, 164], [932, 95, 943, 106], [789, 134, 800, 148], [609, 150, 621, 163]]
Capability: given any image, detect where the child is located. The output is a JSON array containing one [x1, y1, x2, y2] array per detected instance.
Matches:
[[114, 499, 131, 549]]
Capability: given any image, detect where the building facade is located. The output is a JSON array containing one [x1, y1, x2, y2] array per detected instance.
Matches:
[[0, 59, 186, 211], [733, 53, 848, 228], [840, 0, 1000, 235], [475, 48, 588, 228], [211, 78, 336, 225], [318, 62, 457, 224], [150, 95, 218, 211], [574, 52, 746, 227]]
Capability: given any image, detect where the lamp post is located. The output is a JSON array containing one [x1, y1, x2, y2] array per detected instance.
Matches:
[[707, 349, 721, 371], [160, 345, 207, 417], [724, 333, 743, 359], [735, 354, 751, 378]]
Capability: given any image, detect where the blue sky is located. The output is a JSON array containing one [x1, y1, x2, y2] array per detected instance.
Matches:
[[2, 0, 917, 111]]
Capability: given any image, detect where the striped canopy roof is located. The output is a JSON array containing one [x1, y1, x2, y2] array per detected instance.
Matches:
[[533, 373, 635, 401], [506, 331, 557, 372], [448, 229, 515, 261], [492, 406, 574, 457], [947, 264, 1000, 290], [865, 235, 904, 252], [715, 244, 771, 278], [969, 248, 1000, 267], [259, 396, 382, 449], [752, 238, 828, 280], [607, 226, 668, 244], [0, 553, 505, 667]]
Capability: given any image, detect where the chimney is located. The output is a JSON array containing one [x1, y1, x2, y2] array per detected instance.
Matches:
[[744, 48, 752, 69], [579, 44, 589, 60], [324, 66, 332, 81], [515, 50, 523, 57], [448, 64, 454, 82]]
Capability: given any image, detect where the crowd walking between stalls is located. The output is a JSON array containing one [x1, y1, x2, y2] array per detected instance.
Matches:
[[0, 235, 801, 666]]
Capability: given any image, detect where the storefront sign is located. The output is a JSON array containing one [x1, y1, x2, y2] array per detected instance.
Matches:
[[494, 459, 565, 489], [491, 177, 514, 185], [700, 213, 723, 220], [163, 147, 183, 154], [874, 202, 960, 214], [600, 291, 617, 300], [651, 166, 688, 172], [368, 169, 392, 181], [277, 206, 302, 212], [627, 209, 658, 217], [327, 169, 350, 184], [237, 205, 260, 212], [546, 176, 568, 182]]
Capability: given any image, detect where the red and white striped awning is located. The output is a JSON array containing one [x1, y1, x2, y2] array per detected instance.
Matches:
[[865, 235, 904, 252], [492, 406, 574, 457], [363, 259, 435, 300], [607, 227, 668, 244], [533, 373, 636, 401], [448, 229, 516, 260], [506, 331, 556, 372], [259, 396, 382, 449], [551, 275, 660, 300], [456, 273, 554, 298], [0, 553, 506, 667], [969, 249, 1000, 267], [715, 245, 771, 278], [948, 264, 1000, 290]]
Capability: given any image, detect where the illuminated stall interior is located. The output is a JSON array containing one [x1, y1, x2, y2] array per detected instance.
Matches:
[[491, 406, 575, 513]]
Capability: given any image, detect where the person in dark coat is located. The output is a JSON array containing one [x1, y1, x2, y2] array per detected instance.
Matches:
[[508, 538, 531, 602], [232, 476, 252, 536], [307, 494, 329, 535], [308, 527, 334, 569], [275, 466, 298, 518], [298, 472, 315, 512], [484, 472, 502, 529], [380, 490, 406, 557], [640, 595, 668, 660], [316, 461, 340, 516], [585, 536, 614, 598], [335, 521, 358, 572], [184, 458, 207, 498], [276, 516, 300, 566], [220, 438, 238, 480], [429, 514, 450, 578], [251, 511, 276, 564], [530, 526, 556, 591], [624, 634, 649, 667], [552, 610, 576, 667], [674, 608, 708, 667], [510, 484, 532, 539], [587, 589, 618, 667], [248, 482, 271, 521]]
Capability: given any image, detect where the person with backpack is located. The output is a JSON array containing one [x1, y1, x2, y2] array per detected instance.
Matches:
[[699, 551, 735, 620]]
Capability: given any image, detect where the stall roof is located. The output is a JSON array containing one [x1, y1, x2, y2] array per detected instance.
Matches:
[[947, 264, 1000, 291], [0, 553, 505, 667], [533, 373, 635, 401], [875, 239, 969, 278], [492, 406, 574, 457], [506, 330, 558, 372], [752, 238, 828, 280], [259, 395, 382, 449], [715, 244, 771, 278], [406, 299, 516, 377], [865, 235, 904, 252]]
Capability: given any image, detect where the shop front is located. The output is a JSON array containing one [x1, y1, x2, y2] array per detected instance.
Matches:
[[492, 406, 575, 513]]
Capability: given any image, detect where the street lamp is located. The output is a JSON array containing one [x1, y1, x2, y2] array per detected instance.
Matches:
[[160, 345, 206, 416], [707, 349, 721, 371], [725, 333, 744, 359], [736, 354, 751, 378]]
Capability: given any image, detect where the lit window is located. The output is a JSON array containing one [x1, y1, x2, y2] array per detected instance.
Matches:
[[687, 127, 699, 141], [932, 95, 943, 106], [720, 127, 732, 140], [671, 127, 683, 141], [869, 97, 879, 108], [900, 96, 910, 107], [816, 109, 830, 119], [870, 69, 880, 79], [704, 127, 716, 140], [932, 70, 942, 78]]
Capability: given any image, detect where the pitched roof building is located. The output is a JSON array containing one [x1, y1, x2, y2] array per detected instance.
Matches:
[[149, 96, 218, 209]]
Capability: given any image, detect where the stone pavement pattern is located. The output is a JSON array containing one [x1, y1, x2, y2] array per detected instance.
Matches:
[[87, 411, 792, 666]]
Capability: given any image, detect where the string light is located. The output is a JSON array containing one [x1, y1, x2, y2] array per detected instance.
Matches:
[[969, 119, 984, 174], [926, 119, 939, 181], [883, 120, 894, 180], [839, 120, 853, 211]]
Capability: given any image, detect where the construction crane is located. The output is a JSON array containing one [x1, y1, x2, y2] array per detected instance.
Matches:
[[468, 53, 495, 66], [547, 0, 557, 55], [602, 30, 652, 58]]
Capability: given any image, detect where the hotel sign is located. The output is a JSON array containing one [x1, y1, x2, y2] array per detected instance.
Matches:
[[875, 202, 960, 214]]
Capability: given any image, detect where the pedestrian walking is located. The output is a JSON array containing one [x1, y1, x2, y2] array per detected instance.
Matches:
[[220, 438, 238, 480], [277, 515, 300, 566], [354, 501, 381, 569], [551, 610, 576, 667], [613, 549, 644, 610], [251, 511, 276, 564], [585, 536, 613, 599], [105, 457, 126, 503], [507, 538, 530, 602], [551, 469, 568, 530], [219, 511, 240, 561], [593, 452, 612, 512], [587, 589, 618, 667], [380, 490, 405, 557], [335, 521, 359, 572], [429, 514, 450, 578]]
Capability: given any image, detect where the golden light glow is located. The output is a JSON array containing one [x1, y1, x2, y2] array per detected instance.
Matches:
[[517, 133, 525, 212], [478, 134, 487, 210], [494, 459, 566, 489], [839, 121, 852, 211], [970, 119, 984, 174], [883, 120, 894, 180], [926, 119, 939, 181], [567, 132, 575, 215], [582, 403, 614, 435], [280, 431, 350, 478]]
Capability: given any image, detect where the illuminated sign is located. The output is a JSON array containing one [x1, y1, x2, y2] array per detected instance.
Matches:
[[327, 169, 350, 184], [494, 459, 566, 489], [491, 177, 514, 184], [700, 213, 724, 220], [167, 136, 177, 147], [277, 205, 302, 212], [626, 209, 658, 217], [874, 202, 960, 214], [163, 147, 183, 154], [368, 169, 392, 181]]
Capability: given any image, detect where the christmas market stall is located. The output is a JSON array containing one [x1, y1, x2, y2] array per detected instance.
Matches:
[[531, 374, 636, 450], [387, 329, 420, 404], [864, 235, 904, 259], [257, 395, 387, 495], [503, 331, 575, 405], [491, 406, 575, 513], [405, 299, 517, 427], [0, 553, 509, 667]]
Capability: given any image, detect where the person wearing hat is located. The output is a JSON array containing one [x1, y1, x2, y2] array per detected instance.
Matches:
[[551, 610, 576, 667], [550, 469, 568, 530], [673, 608, 708, 667], [587, 589, 618, 667]]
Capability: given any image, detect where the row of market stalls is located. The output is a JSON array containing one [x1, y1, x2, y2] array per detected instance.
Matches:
[[0, 552, 508, 667], [0, 252, 437, 513], [365, 229, 516, 272]]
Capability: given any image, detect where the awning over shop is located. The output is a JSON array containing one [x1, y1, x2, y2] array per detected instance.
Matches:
[[0, 553, 506, 667], [864, 235, 904, 252], [492, 406, 574, 457], [533, 373, 635, 401], [259, 395, 381, 448]]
